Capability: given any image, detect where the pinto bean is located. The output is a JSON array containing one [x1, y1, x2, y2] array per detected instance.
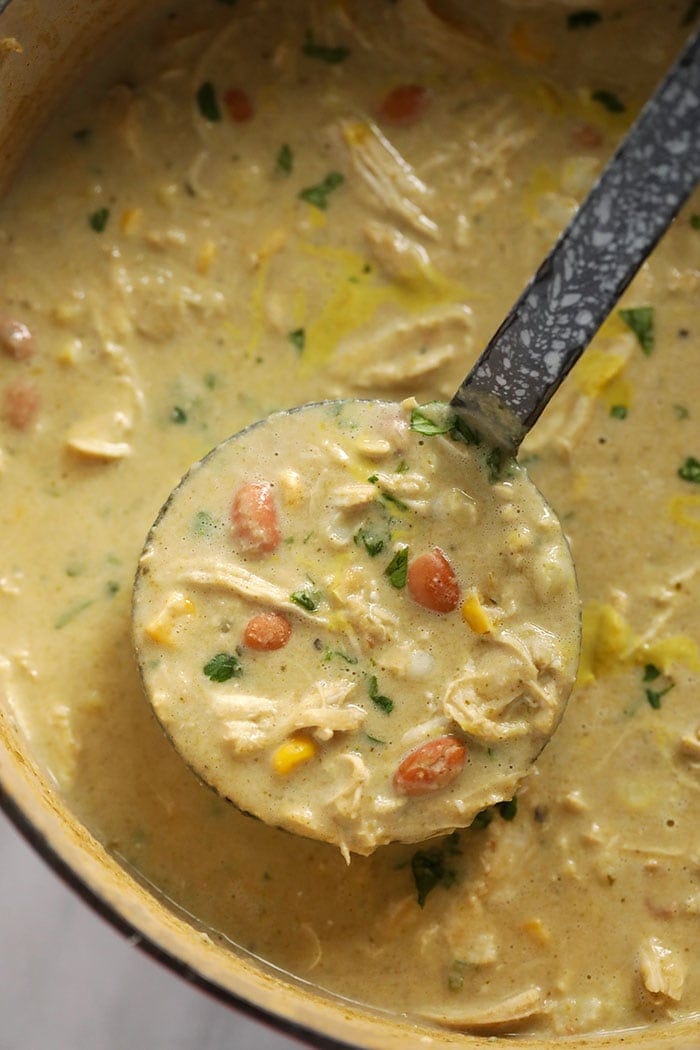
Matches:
[[407, 548, 460, 612], [0, 316, 35, 360], [3, 379, 40, 430], [377, 84, 429, 126], [230, 481, 281, 555], [243, 611, 292, 651], [393, 736, 466, 796]]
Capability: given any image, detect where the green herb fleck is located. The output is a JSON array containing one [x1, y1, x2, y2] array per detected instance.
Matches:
[[354, 525, 386, 557], [497, 797, 518, 821], [365, 733, 386, 745], [385, 546, 408, 588], [73, 128, 92, 144], [288, 328, 305, 352], [592, 89, 625, 113], [298, 171, 345, 210], [203, 652, 242, 682], [105, 580, 120, 597], [301, 34, 350, 64], [691, 214, 700, 230], [485, 445, 514, 483], [368, 675, 394, 714], [674, 404, 690, 420], [610, 404, 628, 420], [323, 648, 358, 665], [447, 959, 469, 992], [55, 598, 94, 629], [410, 833, 460, 907], [170, 405, 187, 424], [290, 585, 321, 611], [410, 403, 454, 436], [642, 664, 674, 709], [192, 510, 217, 536], [449, 415, 481, 446], [276, 143, 293, 175], [470, 808, 493, 831], [567, 9, 602, 28], [678, 456, 700, 483], [89, 207, 110, 233], [619, 306, 655, 354], [196, 81, 221, 122]]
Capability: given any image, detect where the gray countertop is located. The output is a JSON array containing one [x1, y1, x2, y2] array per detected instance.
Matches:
[[0, 812, 308, 1050]]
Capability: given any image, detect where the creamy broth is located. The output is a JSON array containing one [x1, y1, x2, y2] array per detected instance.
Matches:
[[133, 398, 578, 855], [1, 0, 699, 1038]]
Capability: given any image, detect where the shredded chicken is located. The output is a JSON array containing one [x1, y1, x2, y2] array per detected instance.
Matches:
[[420, 986, 547, 1031], [211, 677, 365, 753], [442, 629, 561, 741], [330, 303, 472, 390], [638, 937, 686, 1003], [333, 118, 439, 239], [182, 562, 330, 624]]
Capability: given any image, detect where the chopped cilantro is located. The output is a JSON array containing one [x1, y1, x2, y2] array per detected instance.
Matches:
[[642, 663, 674, 709], [55, 599, 95, 629], [203, 652, 242, 682], [196, 81, 221, 122], [497, 797, 518, 821], [691, 214, 700, 230], [288, 328, 305, 352], [290, 585, 321, 611], [567, 9, 602, 28], [192, 510, 217, 536], [610, 404, 628, 420], [170, 405, 187, 424], [354, 524, 386, 557], [447, 959, 468, 991], [298, 171, 345, 210], [678, 456, 700, 483], [105, 580, 120, 597], [410, 403, 454, 436], [485, 445, 514, 483], [301, 34, 350, 64], [410, 833, 460, 907], [276, 143, 293, 175], [322, 648, 358, 665], [384, 546, 408, 588], [470, 808, 493, 830], [592, 89, 625, 113], [368, 675, 394, 714], [674, 404, 690, 420], [619, 306, 655, 354], [88, 207, 110, 233], [409, 402, 481, 446], [365, 733, 385, 745]]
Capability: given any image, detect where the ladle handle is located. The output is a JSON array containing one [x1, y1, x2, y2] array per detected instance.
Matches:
[[452, 29, 700, 452]]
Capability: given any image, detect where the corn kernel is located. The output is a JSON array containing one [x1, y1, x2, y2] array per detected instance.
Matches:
[[120, 207, 143, 234], [522, 918, 551, 946], [272, 733, 317, 775], [278, 468, 304, 506], [461, 591, 492, 634], [145, 592, 196, 644], [196, 239, 217, 275]]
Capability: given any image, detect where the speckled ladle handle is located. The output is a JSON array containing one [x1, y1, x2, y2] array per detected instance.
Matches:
[[452, 29, 700, 453]]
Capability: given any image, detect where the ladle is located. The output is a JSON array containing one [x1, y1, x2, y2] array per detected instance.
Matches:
[[132, 29, 700, 857]]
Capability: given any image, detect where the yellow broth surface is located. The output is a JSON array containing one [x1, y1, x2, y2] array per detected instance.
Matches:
[[0, 0, 699, 1037]]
